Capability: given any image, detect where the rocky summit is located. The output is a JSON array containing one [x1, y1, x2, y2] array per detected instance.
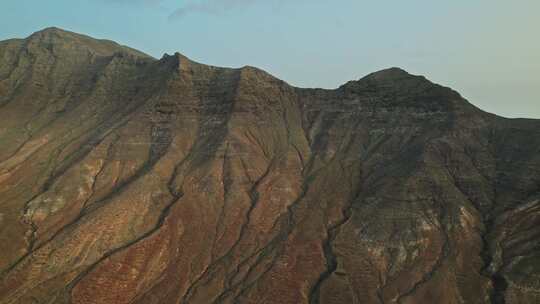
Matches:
[[0, 27, 539, 304]]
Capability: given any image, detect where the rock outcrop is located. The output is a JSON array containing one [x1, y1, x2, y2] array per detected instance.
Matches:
[[0, 27, 539, 304]]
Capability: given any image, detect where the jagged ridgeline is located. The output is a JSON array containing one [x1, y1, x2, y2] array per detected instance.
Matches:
[[0, 28, 539, 304]]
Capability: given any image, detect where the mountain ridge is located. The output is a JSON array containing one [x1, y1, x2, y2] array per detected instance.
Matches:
[[18, 27, 468, 96]]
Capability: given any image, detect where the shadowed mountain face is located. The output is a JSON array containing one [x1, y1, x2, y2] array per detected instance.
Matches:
[[0, 28, 539, 304]]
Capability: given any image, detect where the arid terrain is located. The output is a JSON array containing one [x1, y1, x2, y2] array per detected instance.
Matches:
[[0, 28, 539, 304]]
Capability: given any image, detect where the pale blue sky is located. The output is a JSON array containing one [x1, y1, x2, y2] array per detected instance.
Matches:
[[1, 0, 539, 118]]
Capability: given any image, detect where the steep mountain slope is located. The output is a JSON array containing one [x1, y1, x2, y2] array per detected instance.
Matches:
[[0, 27, 539, 304]]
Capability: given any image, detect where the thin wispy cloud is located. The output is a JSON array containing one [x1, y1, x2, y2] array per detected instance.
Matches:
[[96, 0, 291, 20], [169, 0, 285, 20], [95, 0, 163, 6]]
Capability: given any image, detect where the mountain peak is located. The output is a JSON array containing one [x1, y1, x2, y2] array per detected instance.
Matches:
[[25, 26, 153, 59], [338, 67, 430, 92], [34, 26, 67, 34], [29, 26, 79, 41], [365, 67, 413, 80]]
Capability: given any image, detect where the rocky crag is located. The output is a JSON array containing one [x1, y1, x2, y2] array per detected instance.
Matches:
[[0, 28, 539, 304]]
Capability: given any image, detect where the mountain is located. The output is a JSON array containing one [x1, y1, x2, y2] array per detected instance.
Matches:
[[0, 27, 539, 304]]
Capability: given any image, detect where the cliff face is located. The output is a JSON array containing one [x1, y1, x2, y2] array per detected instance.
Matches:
[[0, 28, 539, 304]]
